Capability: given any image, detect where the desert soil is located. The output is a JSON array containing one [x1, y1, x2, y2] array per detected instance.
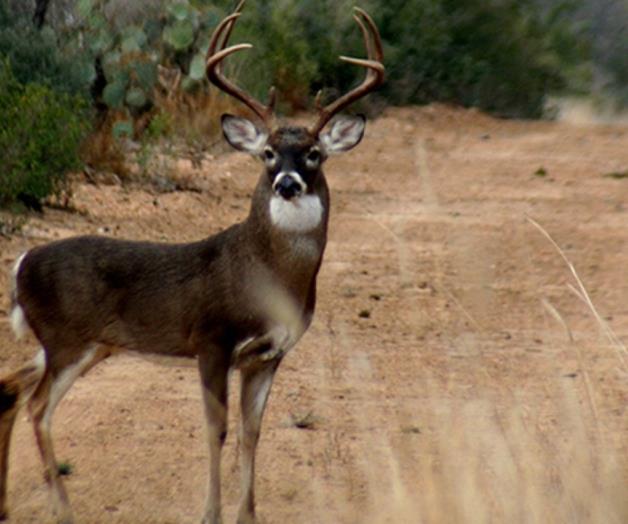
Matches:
[[0, 105, 626, 523]]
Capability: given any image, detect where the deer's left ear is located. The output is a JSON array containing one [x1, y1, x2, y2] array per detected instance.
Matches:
[[221, 114, 268, 155], [319, 115, 366, 155]]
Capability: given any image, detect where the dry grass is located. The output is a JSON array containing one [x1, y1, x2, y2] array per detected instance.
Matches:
[[81, 89, 249, 184], [80, 111, 129, 178], [316, 217, 628, 524], [152, 89, 241, 150], [307, 351, 626, 520]]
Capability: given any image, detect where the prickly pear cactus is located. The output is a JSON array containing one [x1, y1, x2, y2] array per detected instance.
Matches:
[[76, 0, 227, 121]]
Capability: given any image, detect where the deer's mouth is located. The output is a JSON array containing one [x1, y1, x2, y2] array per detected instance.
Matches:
[[272, 172, 305, 200]]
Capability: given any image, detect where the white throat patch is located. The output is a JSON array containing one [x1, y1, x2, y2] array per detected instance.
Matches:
[[269, 194, 323, 233]]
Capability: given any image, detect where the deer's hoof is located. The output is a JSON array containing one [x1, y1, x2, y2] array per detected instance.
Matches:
[[55, 509, 74, 524], [236, 512, 256, 524], [200, 512, 223, 524]]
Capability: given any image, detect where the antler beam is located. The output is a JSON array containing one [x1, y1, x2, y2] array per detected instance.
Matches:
[[206, 0, 275, 127], [310, 7, 385, 135]]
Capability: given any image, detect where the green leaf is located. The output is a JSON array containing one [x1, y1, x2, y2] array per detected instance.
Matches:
[[168, 3, 191, 22], [112, 120, 133, 139], [102, 51, 121, 81], [90, 29, 114, 54], [40, 26, 56, 43], [163, 20, 195, 51], [121, 36, 141, 54], [143, 19, 163, 43], [88, 12, 108, 31], [122, 26, 148, 50], [77, 61, 97, 86], [134, 61, 158, 91], [197, 34, 211, 57], [77, 0, 94, 18], [188, 53, 206, 81], [125, 87, 147, 108], [103, 80, 127, 108]]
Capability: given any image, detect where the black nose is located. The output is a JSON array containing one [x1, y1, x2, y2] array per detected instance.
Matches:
[[275, 175, 302, 200]]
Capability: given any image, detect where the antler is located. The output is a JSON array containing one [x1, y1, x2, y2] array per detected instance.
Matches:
[[206, 0, 276, 127], [310, 7, 385, 135]]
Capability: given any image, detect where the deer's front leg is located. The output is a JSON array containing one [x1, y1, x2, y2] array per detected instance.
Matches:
[[237, 359, 280, 524], [198, 350, 230, 524]]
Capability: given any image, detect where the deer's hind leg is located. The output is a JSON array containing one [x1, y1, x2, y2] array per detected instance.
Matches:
[[28, 345, 108, 524], [0, 350, 46, 520]]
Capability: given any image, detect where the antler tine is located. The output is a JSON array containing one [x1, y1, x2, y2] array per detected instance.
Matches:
[[207, 15, 237, 60], [352, 12, 374, 68], [314, 90, 324, 111], [310, 7, 385, 135], [206, 0, 275, 127], [354, 7, 384, 62], [221, 0, 246, 46]]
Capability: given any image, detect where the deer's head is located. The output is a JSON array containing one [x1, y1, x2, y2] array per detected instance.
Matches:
[[206, 2, 384, 207]]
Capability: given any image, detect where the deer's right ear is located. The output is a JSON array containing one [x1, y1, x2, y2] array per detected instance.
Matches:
[[221, 114, 268, 155]]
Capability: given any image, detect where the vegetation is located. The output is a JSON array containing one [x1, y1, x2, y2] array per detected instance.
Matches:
[[3, 0, 594, 118], [0, 59, 89, 208], [1, 0, 621, 209], [197, 0, 591, 118], [534, 0, 628, 108], [56, 461, 74, 476], [0, 2, 93, 97], [373, 0, 590, 117]]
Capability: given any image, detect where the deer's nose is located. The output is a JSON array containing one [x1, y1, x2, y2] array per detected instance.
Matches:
[[273, 174, 304, 200]]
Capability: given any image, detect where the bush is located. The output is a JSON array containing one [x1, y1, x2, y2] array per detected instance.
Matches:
[[0, 60, 90, 208], [0, 0, 591, 149], [371, 0, 590, 117], [207, 0, 589, 119], [0, 3, 94, 97]]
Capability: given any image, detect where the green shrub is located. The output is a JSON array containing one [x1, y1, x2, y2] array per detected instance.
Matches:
[[0, 0, 591, 135], [0, 60, 90, 208], [370, 0, 590, 117], [206, 0, 589, 118], [0, 3, 94, 97]]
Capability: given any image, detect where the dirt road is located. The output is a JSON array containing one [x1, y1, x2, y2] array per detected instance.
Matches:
[[0, 105, 626, 523]]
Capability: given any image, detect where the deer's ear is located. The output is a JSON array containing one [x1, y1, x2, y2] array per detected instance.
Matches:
[[221, 114, 268, 154], [319, 115, 366, 155]]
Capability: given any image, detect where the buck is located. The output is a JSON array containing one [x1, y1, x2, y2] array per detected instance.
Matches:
[[0, 2, 383, 523]]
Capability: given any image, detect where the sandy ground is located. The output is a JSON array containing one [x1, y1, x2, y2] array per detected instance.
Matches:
[[0, 105, 626, 523]]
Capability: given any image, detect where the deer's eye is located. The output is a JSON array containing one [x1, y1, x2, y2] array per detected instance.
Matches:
[[263, 148, 276, 162], [306, 149, 321, 165]]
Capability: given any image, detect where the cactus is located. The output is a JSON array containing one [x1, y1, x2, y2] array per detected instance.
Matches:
[[188, 53, 206, 81], [112, 120, 133, 139], [125, 87, 147, 108], [70, 0, 231, 129], [120, 26, 147, 53], [102, 77, 127, 108], [134, 60, 158, 92], [163, 20, 195, 51]]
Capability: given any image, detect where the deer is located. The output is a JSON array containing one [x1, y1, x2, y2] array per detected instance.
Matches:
[[0, 2, 384, 523]]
